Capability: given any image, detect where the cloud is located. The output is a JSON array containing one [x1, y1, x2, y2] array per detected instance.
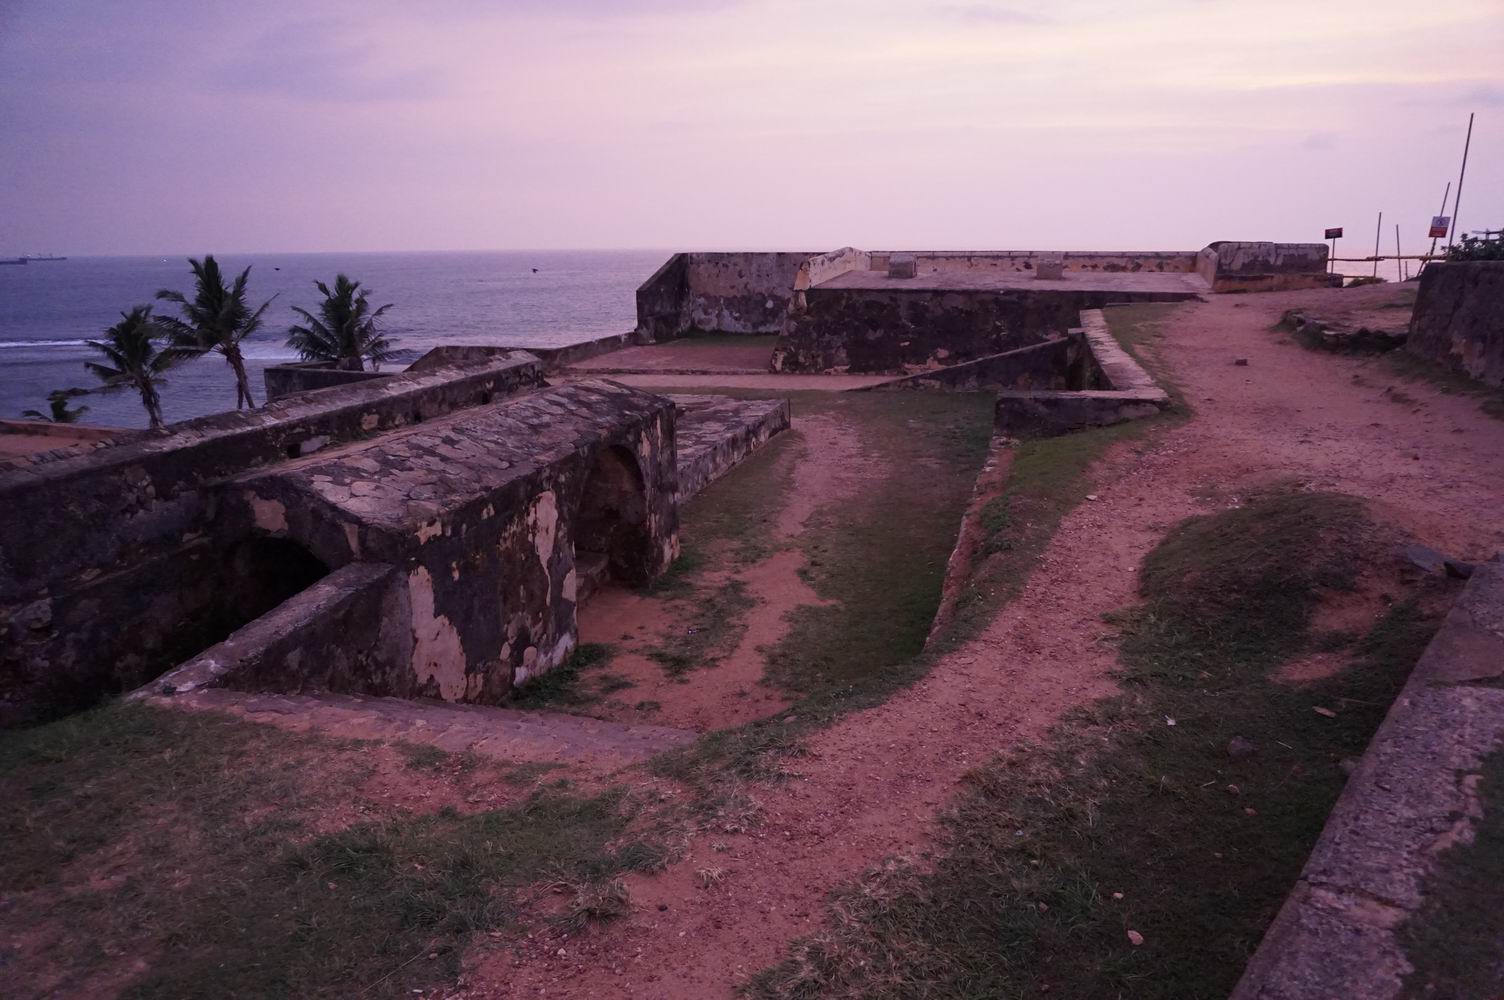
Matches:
[[215, 20, 445, 102], [936, 4, 1051, 25], [1301, 131, 1337, 150], [1459, 84, 1504, 107]]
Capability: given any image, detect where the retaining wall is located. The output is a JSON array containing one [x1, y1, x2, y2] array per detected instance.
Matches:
[[0, 353, 545, 724], [1199, 242, 1334, 293], [1405, 260, 1504, 388]]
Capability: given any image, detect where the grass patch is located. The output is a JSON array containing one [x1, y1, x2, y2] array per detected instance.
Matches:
[[678, 429, 801, 565], [0, 702, 661, 998], [748, 489, 1443, 999], [760, 392, 993, 709], [647, 579, 757, 678], [1399, 748, 1504, 997], [506, 642, 613, 709], [937, 303, 1187, 652]]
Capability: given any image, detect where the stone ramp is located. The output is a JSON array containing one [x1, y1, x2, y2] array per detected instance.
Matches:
[[671, 394, 791, 502], [161, 688, 698, 766]]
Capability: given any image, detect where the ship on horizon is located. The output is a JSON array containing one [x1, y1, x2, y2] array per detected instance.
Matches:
[[0, 253, 69, 265]]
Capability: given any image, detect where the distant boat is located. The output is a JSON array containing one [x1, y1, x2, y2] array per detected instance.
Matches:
[[0, 258, 25, 266], [20, 253, 66, 262]]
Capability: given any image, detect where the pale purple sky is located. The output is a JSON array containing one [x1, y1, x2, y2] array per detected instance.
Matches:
[[1, 0, 1500, 256]]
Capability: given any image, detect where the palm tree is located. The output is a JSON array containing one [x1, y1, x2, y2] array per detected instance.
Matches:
[[156, 256, 274, 409], [22, 389, 89, 424], [83, 306, 187, 431], [287, 275, 396, 372]]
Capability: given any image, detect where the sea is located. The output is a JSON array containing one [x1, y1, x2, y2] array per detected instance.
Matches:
[[0, 250, 667, 428]]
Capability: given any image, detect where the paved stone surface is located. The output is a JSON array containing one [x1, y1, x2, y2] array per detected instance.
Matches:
[[167, 687, 698, 765], [1232, 556, 1504, 1000]]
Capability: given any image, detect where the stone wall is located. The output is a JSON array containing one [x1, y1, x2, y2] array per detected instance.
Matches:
[[218, 379, 679, 702], [264, 361, 392, 402], [1405, 261, 1504, 387], [1199, 241, 1334, 293], [137, 562, 414, 698], [868, 334, 1106, 392], [0, 353, 545, 724], [635, 253, 690, 341], [773, 287, 1135, 374]]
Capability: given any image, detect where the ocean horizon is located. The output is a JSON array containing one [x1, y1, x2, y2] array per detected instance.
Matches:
[[0, 249, 667, 428]]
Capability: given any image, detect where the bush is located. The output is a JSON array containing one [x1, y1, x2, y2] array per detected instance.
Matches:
[[1446, 234, 1504, 262]]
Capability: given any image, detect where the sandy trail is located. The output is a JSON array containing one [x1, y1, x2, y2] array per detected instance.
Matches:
[[461, 289, 1504, 999], [573, 414, 864, 734]]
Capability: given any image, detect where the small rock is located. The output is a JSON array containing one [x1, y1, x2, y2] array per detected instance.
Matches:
[[1226, 784, 1241, 795], [1086, 494, 1099, 501], [1313, 706, 1338, 718], [657, 903, 668, 912], [1112, 891, 1124, 900], [1444, 559, 1476, 580], [1227, 736, 1257, 759], [1339, 758, 1359, 775], [1244, 807, 1259, 816], [1233, 358, 1249, 366], [1404, 542, 1447, 576], [1127, 930, 1145, 946]]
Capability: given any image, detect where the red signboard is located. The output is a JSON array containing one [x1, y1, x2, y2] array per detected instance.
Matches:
[[1324, 227, 1343, 239], [1428, 216, 1450, 239]]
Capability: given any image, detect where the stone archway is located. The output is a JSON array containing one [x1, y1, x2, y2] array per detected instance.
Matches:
[[574, 444, 652, 594]]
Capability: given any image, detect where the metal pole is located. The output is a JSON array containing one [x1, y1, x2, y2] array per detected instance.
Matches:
[[1448, 112, 1474, 245], [1395, 224, 1404, 281], [1426, 180, 1451, 264], [1373, 211, 1382, 278]]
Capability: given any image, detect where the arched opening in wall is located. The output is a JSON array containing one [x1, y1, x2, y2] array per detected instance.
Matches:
[[198, 536, 331, 650], [575, 445, 651, 600]]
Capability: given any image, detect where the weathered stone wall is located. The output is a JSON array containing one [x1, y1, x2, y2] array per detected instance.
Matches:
[[684, 252, 814, 334], [219, 380, 679, 703], [263, 361, 392, 402], [868, 334, 1106, 392], [773, 287, 1135, 374], [635, 251, 817, 339], [0, 353, 545, 723], [992, 309, 1171, 436], [635, 253, 690, 341], [138, 562, 415, 698], [1200, 241, 1334, 292], [1405, 261, 1504, 387]]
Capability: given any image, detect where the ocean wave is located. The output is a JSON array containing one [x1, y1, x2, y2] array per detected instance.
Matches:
[[0, 338, 90, 349]]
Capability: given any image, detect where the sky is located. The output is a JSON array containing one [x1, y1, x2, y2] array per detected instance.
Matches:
[[1, 0, 1500, 256]]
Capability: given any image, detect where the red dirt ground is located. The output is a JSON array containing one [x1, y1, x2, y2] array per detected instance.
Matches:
[[454, 286, 1504, 999]]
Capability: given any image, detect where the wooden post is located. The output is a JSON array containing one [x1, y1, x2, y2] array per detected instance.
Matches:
[[1448, 113, 1474, 244], [1373, 211, 1382, 278], [1395, 225, 1405, 281]]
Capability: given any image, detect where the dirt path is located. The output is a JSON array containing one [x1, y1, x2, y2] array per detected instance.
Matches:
[[459, 289, 1504, 998], [573, 414, 865, 733]]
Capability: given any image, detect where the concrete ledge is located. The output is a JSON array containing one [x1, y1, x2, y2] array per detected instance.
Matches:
[[672, 395, 792, 503], [993, 309, 1170, 436], [1231, 556, 1504, 1000], [131, 562, 410, 699]]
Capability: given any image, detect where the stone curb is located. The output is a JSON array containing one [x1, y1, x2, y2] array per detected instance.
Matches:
[[1230, 556, 1504, 1000]]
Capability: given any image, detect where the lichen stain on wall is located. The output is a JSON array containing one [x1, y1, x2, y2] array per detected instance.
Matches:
[[407, 565, 467, 700], [248, 494, 289, 534]]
